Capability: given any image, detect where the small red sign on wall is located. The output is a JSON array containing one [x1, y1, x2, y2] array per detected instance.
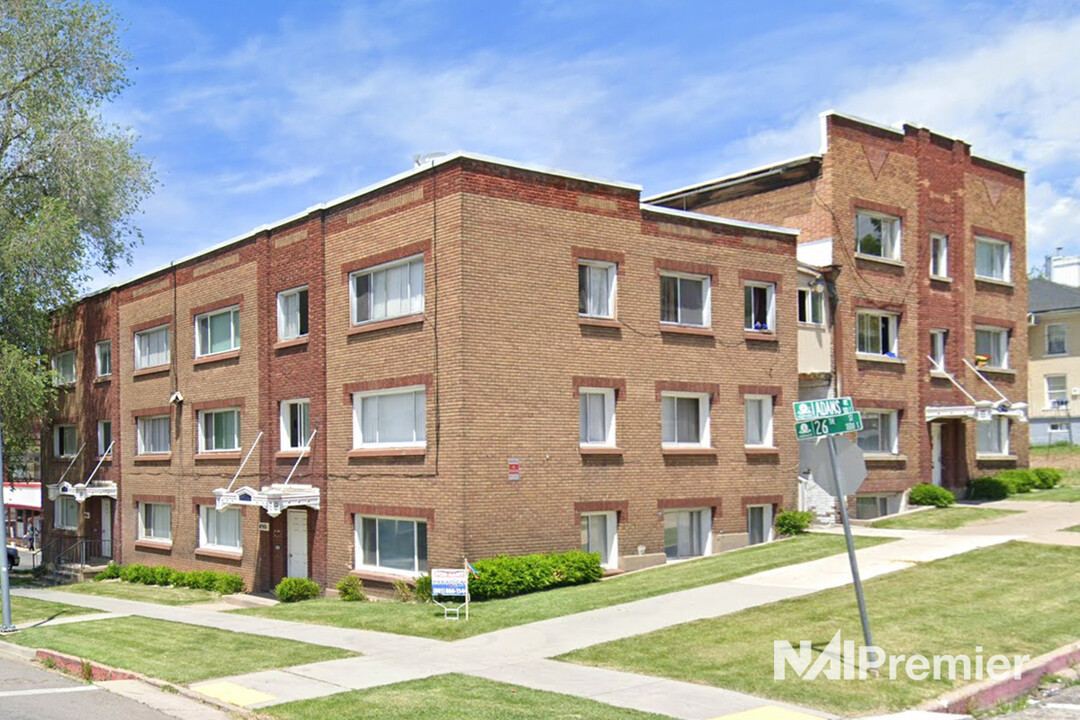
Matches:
[[508, 458, 521, 481]]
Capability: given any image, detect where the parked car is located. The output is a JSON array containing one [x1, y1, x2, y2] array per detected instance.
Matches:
[[5, 546, 18, 569]]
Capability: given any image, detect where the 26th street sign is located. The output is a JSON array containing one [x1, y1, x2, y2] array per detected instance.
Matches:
[[795, 411, 863, 440]]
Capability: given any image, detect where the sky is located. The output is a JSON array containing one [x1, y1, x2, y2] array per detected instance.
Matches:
[[91, 0, 1080, 291]]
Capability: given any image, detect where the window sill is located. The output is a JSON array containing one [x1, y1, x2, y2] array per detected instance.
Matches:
[[580, 445, 623, 455], [347, 313, 424, 336], [194, 350, 240, 367], [659, 324, 714, 337], [274, 336, 309, 351], [976, 454, 1017, 462], [855, 253, 906, 269], [744, 331, 778, 342], [195, 452, 242, 462], [975, 276, 1014, 289], [134, 539, 172, 552], [349, 568, 420, 584], [578, 316, 622, 329], [275, 449, 311, 459], [929, 275, 953, 284], [977, 367, 1017, 377], [133, 366, 169, 378], [133, 453, 171, 463], [929, 370, 950, 379], [744, 447, 779, 455], [661, 446, 717, 456], [864, 453, 907, 463], [54, 382, 75, 390], [855, 353, 906, 365], [194, 547, 243, 562], [348, 447, 426, 458], [93, 376, 112, 385], [96, 455, 113, 463]]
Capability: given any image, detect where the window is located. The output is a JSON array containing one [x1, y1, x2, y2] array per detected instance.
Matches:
[[352, 386, 426, 448], [856, 311, 899, 357], [54, 425, 77, 458], [1050, 423, 1069, 434], [661, 392, 710, 447], [581, 512, 618, 569], [134, 325, 170, 370], [855, 211, 901, 260], [797, 288, 824, 325], [55, 496, 78, 530], [195, 306, 240, 357], [351, 255, 424, 325], [663, 509, 711, 559], [95, 341, 112, 377], [976, 417, 1009, 456], [277, 287, 309, 341], [138, 503, 171, 542], [1047, 324, 1067, 356], [355, 515, 428, 574], [579, 388, 616, 447], [930, 233, 949, 278], [743, 282, 776, 332], [747, 505, 774, 545], [855, 496, 894, 520], [930, 330, 947, 371], [1046, 375, 1068, 409], [198, 409, 240, 452], [199, 506, 241, 550], [975, 327, 1009, 369], [974, 236, 1010, 282], [281, 399, 311, 451], [857, 410, 899, 455], [744, 395, 774, 448], [53, 351, 76, 385], [136, 415, 171, 455], [578, 260, 616, 319], [660, 272, 710, 327], [97, 420, 112, 457]]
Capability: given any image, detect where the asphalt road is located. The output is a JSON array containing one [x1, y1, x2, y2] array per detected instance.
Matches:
[[998, 683, 1080, 720], [0, 654, 174, 720]]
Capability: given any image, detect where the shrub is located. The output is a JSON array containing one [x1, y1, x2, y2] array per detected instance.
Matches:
[[214, 573, 245, 595], [95, 562, 121, 581], [414, 574, 432, 603], [775, 510, 813, 536], [392, 578, 416, 603], [119, 564, 154, 584], [336, 575, 366, 602], [968, 476, 1009, 501], [467, 550, 602, 601], [997, 470, 1036, 494], [150, 566, 176, 586], [908, 483, 956, 507], [1032, 468, 1063, 489], [275, 577, 321, 603]]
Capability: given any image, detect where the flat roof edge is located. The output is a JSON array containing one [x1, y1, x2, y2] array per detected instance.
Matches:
[[643, 153, 820, 204], [641, 203, 799, 236]]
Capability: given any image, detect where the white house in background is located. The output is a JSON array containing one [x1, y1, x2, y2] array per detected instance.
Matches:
[[1029, 277, 1080, 445]]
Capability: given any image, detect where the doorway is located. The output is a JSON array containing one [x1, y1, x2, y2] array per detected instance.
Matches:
[[100, 498, 113, 558], [286, 509, 308, 578], [931, 423, 944, 486]]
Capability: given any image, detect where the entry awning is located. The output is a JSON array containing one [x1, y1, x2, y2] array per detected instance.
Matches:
[[46, 440, 118, 503], [213, 484, 320, 517], [924, 404, 1028, 423]]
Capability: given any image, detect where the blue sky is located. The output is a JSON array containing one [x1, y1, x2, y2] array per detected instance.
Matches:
[[93, 0, 1080, 290]]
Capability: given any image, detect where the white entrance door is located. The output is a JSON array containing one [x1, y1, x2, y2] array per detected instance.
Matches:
[[287, 510, 308, 578], [931, 423, 943, 486], [100, 498, 113, 558]]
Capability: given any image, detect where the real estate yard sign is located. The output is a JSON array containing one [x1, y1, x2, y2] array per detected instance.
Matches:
[[431, 567, 470, 621]]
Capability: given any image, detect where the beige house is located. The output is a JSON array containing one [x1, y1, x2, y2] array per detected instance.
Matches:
[[1028, 278, 1080, 444]]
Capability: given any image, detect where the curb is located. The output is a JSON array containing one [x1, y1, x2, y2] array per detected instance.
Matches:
[[919, 640, 1080, 713]]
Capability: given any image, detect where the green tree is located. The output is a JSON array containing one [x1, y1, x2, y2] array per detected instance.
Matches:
[[0, 0, 153, 474]]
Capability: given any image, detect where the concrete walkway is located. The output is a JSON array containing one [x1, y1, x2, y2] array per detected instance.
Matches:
[[10, 500, 1080, 720]]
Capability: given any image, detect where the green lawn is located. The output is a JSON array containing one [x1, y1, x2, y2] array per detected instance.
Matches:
[[562, 542, 1080, 716], [54, 580, 217, 606], [1013, 485, 1080, 502], [3, 616, 355, 684], [236, 534, 893, 641], [1013, 463, 1080, 502], [9, 596, 96, 626], [1063, 525, 1080, 533], [870, 507, 1018, 530], [264, 673, 667, 720]]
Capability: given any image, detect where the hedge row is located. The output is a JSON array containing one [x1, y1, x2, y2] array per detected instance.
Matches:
[[433, 550, 602, 602], [908, 483, 956, 507], [95, 563, 245, 594], [967, 467, 1062, 500]]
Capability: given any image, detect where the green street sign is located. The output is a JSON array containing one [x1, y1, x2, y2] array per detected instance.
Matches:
[[793, 397, 855, 422], [795, 411, 863, 440]]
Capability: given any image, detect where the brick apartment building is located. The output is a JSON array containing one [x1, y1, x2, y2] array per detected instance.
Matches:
[[41, 153, 804, 592], [648, 111, 1030, 518]]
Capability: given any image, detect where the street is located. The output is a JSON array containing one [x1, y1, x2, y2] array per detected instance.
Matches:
[[1000, 683, 1080, 720]]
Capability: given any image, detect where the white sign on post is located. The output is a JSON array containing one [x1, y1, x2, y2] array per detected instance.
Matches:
[[431, 567, 470, 621]]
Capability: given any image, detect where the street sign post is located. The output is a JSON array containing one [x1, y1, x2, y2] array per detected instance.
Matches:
[[793, 397, 855, 422], [795, 412, 862, 440]]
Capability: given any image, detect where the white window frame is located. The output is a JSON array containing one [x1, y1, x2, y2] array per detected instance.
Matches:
[[976, 417, 1010, 457], [197, 408, 241, 453], [137, 502, 172, 542], [580, 511, 619, 570], [280, 399, 312, 451], [660, 391, 711, 448], [975, 326, 1009, 369], [1046, 375, 1068, 409], [929, 233, 949, 279], [352, 385, 427, 449], [930, 329, 947, 371], [578, 260, 617, 319], [354, 514, 428, 576], [663, 508, 713, 559], [747, 504, 775, 545], [855, 210, 901, 261], [134, 325, 170, 370], [54, 424, 77, 458], [195, 305, 240, 358], [95, 340, 112, 377], [857, 410, 900, 456], [1049, 422, 1069, 435], [97, 420, 112, 457], [277, 286, 309, 341], [974, 236, 1011, 282], [53, 350, 76, 386], [855, 495, 895, 520], [856, 310, 900, 358], [54, 496, 79, 530], [136, 414, 171, 455], [659, 271, 711, 328], [797, 288, 824, 325], [198, 506, 242, 552], [1046, 324, 1067, 356], [744, 281, 776, 332], [349, 254, 425, 326], [744, 395, 774, 448], [579, 388, 616, 448]]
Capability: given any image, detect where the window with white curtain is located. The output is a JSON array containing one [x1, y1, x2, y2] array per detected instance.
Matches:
[[857, 410, 899, 455], [975, 236, 1010, 282], [351, 255, 424, 325], [198, 409, 240, 452], [199, 506, 242, 550], [660, 272, 710, 327], [97, 420, 112, 456], [930, 330, 947, 371], [1047, 324, 1067, 356], [95, 340, 112, 377], [661, 392, 710, 447], [976, 417, 1010, 456], [134, 325, 170, 370], [138, 503, 171, 541], [53, 351, 76, 385], [195, 306, 240, 357], [277, 287, 309, 340], [55, 496, 79, 530], [975, 327, 1009, 369], [355, 515, 428, 574], [930, 233, 949, 278], [663, 508, 711, 559], [580, 512, 618, 569], [281, 399, 311, 450], [352, 386, 426, 448], [136, 414, 171, 455], [744, 395, 774, 447], [1046, 375, 1068, 408], [578, 260, 616, 319], [579, 388, 616, 447]]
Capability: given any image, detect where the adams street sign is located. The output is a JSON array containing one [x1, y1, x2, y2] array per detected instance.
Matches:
[[793, 397, 855, 422]]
